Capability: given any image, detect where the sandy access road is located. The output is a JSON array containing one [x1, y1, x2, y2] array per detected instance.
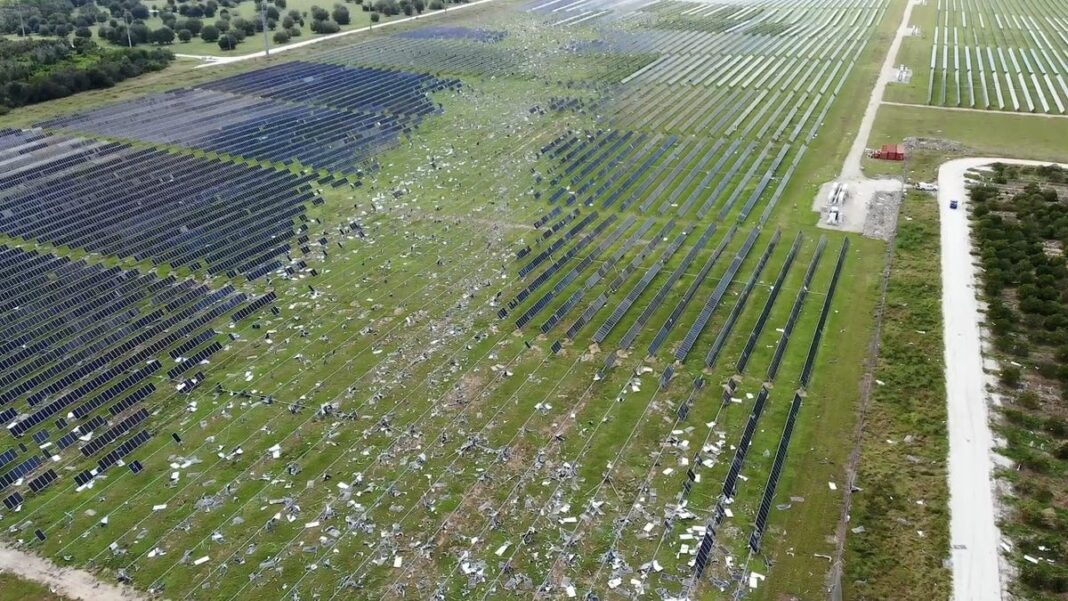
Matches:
[[0, 544, 146, 601], [939, 158, 1068, 601]]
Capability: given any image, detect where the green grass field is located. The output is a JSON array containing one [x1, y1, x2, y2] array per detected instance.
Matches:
[[0, 572, 73, 601]]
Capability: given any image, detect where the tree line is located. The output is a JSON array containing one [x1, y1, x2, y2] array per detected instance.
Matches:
[[0, 37, 172, 113]]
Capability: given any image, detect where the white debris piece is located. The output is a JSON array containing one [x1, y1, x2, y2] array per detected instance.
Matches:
[[495, 542, 511, 556], [828, 482, 838, 491], [193, 556, 210, 566], [152, 504, 168, 512], [393, 555, 403, 568], [748, 571, 766, 588]]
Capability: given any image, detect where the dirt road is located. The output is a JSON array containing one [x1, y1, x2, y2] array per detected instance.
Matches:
[[938, 157, 1068, 601], [0, 544, 145, 601]]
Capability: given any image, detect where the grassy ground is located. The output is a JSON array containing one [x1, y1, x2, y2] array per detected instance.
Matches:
[[863, 103, 1068, 180], [844, 190, 950, 601], [0, 572, 74, 601]]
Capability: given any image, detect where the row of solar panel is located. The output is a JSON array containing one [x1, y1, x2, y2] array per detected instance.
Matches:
[[541, 217, 656, 336], [592, 226, 692, 344], [620, 222, 724, 352], [766, 237, 827, 381], [517, 215, 636, 331], [510, 214, 618, 328]]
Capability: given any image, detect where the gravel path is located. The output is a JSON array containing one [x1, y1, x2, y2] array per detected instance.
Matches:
[[0, 544, 146, 601], [938, 157, 1068, 601]]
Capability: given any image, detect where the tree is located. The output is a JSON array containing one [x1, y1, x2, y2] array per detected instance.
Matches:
[[179, 17, 203, 34], [274, 0, 287, 7], [310, 5, 328, 20], [200, 23, 219, 40], [399, 0, 411, 15], [214, 18, 229, 31], [281, 15, 294, 28], [177, 28, 192, 41], [266, 5, 280, 19], [331, 4, 349, 24], [217, 32, 236, 49], [286, 25, 300, 36], [428, 0, 442, 9], [413, 0, 424, 12], [75, 25, 93, 38], [151, 25, 174, 44], [311, 18, 339, 33], [129, 22, 150, 43], [272, 29, 288, 43], [204, 0, 218, 16], [130, 4, 150, 19], [231, 17, 254, 35], [369, 10, 379, 22]]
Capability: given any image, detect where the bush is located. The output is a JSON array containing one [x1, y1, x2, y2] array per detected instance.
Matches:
[[373, 0, 398, 14], [177, 28, 192, 41], [310, 5, 329, 20], [311, 19, 339, 33], [200, 24, 219, 40], [179, 18, 203, 34], [331, 4, 350, 24], [151, 26, 175, 44], [217, 33, 237, 49], [370, 11, 380, 21], [429, 0, 442, 9], [272, 30, 289, 43], [1001, 365, 1022, 387], [75, 26, 93, 38], [286, 25, 301, 36]]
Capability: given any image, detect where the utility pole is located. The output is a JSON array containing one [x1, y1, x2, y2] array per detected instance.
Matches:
[[17, 7, 27, 37], [260, 1, 270, 56], [124, 11, 133, 47]]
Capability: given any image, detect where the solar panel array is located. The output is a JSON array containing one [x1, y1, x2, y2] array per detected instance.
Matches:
[[394, 25, 508, 43], [40, 62, 459, 175], [316, 37, 533, 77], [199, 61, 459, 116], [0, 243, 273, 499], [0, 130, 320, 278]]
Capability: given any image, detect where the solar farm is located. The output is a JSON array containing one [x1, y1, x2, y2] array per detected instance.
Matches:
[[887, 0, 1068, 114], [0, 0, 899, 599]]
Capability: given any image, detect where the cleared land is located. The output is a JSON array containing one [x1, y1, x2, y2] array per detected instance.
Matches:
[[0, 0, 903, 599]]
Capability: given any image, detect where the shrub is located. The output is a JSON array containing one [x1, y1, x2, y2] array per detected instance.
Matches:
[[217, 33, 237, 49], [331, 4, 349, 24], [151, 26, 175, 44], [200, 24, 219, 40], [177, 28, 192, 41], [272, 30, 289, 43]]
